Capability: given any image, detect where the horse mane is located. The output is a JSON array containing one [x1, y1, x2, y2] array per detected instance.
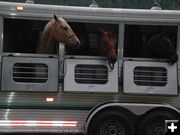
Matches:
[[37, 20, 56, 54]]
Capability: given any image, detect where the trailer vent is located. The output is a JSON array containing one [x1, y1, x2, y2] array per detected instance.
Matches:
[[13, 63, 48, 83], [75, 64, 108, 84], [134, 66, 167, 86]]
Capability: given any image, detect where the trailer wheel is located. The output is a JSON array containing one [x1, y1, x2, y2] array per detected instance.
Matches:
[[88, 110, 134, 135], [137, 110, 179, 135]]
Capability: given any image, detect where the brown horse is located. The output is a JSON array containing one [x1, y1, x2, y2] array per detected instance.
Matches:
[[140, 30, 178, 64], [37, 15, 80, 54], [99, 29, 118, 69]]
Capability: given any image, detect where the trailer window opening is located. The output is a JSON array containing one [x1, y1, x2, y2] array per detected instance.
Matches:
[[3, 18, 47, 53], [123, 24, 178, 59]]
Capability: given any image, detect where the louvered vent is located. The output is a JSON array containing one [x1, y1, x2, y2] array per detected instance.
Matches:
[[75, 64, 108, 84], [13, 63, 48, 83], [134, 66, 167, 86]]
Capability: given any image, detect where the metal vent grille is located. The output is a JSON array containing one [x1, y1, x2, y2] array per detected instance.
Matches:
[[13, 63, 48, 83], [134, 66, 167, 86], [75, 64, 108, 84]]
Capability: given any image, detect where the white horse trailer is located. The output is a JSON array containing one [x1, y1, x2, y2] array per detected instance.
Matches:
[[0, 1, 180, 135]]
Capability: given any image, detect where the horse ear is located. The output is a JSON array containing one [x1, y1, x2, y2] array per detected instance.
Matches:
[[54, 14, 59, 22]]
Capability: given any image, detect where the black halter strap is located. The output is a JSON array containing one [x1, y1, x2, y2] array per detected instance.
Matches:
[[108, 61, 114, 70]]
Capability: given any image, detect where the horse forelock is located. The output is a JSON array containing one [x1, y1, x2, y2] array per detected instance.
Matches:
[[41, 20, 55, 42]]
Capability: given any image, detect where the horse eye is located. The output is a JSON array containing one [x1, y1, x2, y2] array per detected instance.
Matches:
[[63, 26, 68, 30]]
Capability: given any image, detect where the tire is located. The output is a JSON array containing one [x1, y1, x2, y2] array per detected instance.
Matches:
[[88, 110, 135, 135], [137, 110, 179, 135]]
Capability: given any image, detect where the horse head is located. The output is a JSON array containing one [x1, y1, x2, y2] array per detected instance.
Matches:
[[37, 15, 80, 54], [141, 29, 178, 64], [157, 33, 178, 63], [53, 15, 80, 48], [100, 29, 117, 69], [146, 30, 178, 64]]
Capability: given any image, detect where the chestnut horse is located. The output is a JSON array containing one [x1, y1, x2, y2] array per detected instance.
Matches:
[[140, 30, 178, 64], [99, 29, 118, 69], [37, 15, 80, 54]]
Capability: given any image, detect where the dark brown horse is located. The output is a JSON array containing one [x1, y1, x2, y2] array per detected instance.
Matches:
[[99, 29, 118, 69], [37, 15, 80, 54], [140, 30, 178, 64]]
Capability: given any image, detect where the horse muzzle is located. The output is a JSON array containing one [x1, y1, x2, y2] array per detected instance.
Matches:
[[72, 41, 81, 49], [75, 40, 81, 48], [72, 37, 81, 48], [169, 53, 178, 64], [108, 58, 116, 70], [67, 38, 81, 49], [108, 56, 117, 64]]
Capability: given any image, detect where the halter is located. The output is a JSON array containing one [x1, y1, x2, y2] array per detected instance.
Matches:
[[59, 24, 77, 44], [63, 33, 77, 44], [108, 61, 114, 70]]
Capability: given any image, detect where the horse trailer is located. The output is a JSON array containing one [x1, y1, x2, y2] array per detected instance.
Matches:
[[0, 1, 180, 135]]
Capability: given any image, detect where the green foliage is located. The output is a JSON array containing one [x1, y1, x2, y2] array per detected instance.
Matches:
[[1, 0, 180, 10]]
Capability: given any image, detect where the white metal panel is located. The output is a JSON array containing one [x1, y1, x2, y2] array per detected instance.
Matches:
[[64, 59, 118, 93], [123, 60, 178, 95], [1, 56, 58, 92]]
